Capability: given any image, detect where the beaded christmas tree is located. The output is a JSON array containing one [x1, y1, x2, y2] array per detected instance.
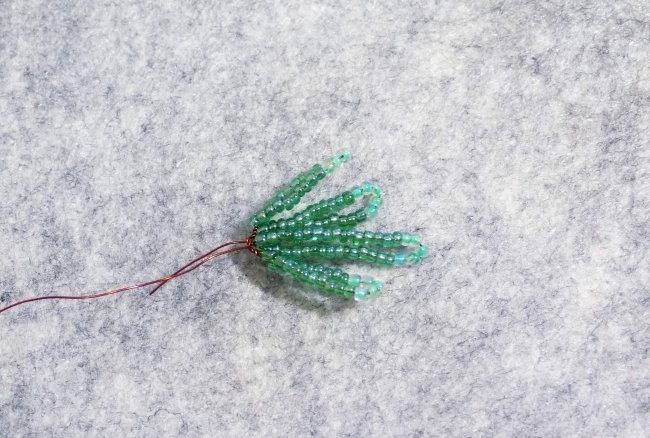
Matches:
[[0, 151, 426, 314]]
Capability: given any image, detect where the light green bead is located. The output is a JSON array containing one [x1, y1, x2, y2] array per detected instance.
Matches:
[[354, 287, 368, 301], [348, 275, 361, 287], [339, 150, 351, 161]]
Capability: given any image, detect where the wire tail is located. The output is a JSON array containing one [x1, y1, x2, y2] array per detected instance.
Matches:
[[0, 239, 252, 315], [148, 240, 247, 296]]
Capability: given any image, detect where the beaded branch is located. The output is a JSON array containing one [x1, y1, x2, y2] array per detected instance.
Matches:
[[0, 151, 426, 314], [249, 150, 427, 300]]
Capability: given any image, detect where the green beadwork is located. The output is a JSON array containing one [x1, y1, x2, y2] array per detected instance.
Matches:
[[250, 151, 427, 302]]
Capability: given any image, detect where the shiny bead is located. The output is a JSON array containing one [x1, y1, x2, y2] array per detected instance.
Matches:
[[348, 275, 361, 287]]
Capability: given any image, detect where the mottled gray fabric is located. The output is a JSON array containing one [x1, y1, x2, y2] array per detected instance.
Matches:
[[1, 1, 649, 436]]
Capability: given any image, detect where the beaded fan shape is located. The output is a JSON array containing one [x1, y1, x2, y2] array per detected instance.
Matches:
[[248, 151, 427, 301]]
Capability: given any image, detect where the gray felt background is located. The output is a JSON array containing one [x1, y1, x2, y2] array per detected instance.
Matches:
[[1, 1, 649, 437]]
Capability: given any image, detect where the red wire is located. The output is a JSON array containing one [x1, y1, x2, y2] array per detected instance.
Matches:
[[0, 234, 257, 315]]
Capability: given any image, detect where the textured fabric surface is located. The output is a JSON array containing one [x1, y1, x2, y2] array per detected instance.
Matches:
[[1, 1, 649, 436]]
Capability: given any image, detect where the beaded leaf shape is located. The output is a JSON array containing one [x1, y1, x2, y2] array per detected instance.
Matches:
[[249, 150, 427, 301]]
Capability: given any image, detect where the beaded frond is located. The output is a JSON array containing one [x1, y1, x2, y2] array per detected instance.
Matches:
[[249, 151, 427, 301]]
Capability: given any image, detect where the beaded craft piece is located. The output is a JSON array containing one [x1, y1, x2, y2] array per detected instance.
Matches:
[[249, 150, 427, 301], [0, 151, 426, 314]]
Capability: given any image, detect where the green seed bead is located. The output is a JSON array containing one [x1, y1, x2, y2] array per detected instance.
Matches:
[[354, 287, 368, 301], [323, 157, 342, 174], [348, 275, 361, 287], [356, 210, 368, 220]]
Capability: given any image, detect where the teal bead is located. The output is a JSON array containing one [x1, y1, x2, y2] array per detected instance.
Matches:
[[354, 287, 368, 301], [324, 157, 342, 174]]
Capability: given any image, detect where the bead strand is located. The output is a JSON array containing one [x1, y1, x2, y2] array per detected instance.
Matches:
[[255, 227, 422, 251], [250, 164, 326, 227], [267, 242, 425, 267], [256, 180, 381, 233], [251, 151, 351, 228], [265, 254, 355, 298], [268, 253, 378, 301]]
